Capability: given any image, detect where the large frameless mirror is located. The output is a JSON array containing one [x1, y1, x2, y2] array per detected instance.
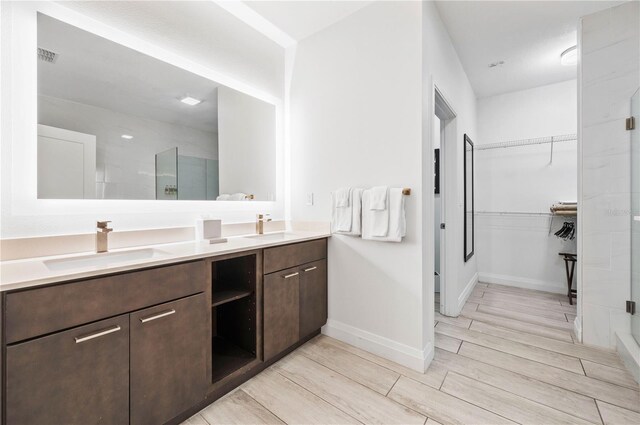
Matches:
[[464, 134, 474, 262], [36, 13, 276, 201]]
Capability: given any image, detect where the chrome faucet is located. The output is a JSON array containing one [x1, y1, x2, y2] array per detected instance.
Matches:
[[256, 214, 272, 235], [96, 221, 113, 253]]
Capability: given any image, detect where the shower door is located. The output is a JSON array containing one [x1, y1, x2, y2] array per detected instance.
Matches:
[[631, 88, 640, 344]]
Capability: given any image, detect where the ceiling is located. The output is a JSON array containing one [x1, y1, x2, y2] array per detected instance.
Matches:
[[244, 1, 373, 41], [434, 0, 626, 98], [38, 13, 222, 134]]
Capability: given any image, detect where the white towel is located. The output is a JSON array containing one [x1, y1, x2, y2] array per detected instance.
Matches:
[[229, 193, 248, 201], [362, 188, 406, 242], [369, 186, 388, 210], [362, 188, 389, 236], [334, 187, 351, 208], [217, 193, 248, 201], [332, 188, 363, 236]]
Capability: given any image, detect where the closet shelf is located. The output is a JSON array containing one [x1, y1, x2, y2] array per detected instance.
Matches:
[[475, 133, 576, 151], [212, 290, 253, 307]]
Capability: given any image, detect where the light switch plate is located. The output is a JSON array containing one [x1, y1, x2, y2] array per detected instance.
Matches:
[[306, 193, 314, 206]]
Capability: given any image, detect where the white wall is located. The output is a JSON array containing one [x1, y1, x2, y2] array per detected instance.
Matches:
[[290, 1, 425, 370], [422, 1, 478, 330], [476, 80, 578, 293], [38, 95, 218, 200], [218, 86, 276, 201], [289, 1, 477, 371], [579, 1, 639, 348], [1, 1, 285, 239]]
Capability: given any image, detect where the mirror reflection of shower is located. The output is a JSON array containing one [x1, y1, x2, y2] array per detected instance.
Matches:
[[155, 147, 219, 200]]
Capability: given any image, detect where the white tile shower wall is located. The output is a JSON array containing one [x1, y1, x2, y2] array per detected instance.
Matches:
[[38, 95, 218, 200], [579, 1, 639, 348], [476, 80, 578, 293]]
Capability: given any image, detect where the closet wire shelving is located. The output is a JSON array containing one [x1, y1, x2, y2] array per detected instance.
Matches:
[[475, 210, 576, 235], [475, 133, 577, 163], [475, 132, 578, 231]]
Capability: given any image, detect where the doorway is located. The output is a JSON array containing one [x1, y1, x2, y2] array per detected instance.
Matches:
[[434, 87, 456, 315]]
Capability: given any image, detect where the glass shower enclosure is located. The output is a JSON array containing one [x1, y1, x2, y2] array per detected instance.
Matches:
[[631, 88, 639, 344], [155, 147, 219, 201]]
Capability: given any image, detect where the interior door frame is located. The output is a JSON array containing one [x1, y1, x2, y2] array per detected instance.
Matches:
[[434, 87, 457, 317]]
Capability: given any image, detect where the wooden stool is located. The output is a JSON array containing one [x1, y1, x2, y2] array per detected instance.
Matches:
[[559, 253, 577, 305]]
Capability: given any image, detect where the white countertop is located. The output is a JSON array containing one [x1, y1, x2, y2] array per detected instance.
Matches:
[[0, 231, 330, 292]]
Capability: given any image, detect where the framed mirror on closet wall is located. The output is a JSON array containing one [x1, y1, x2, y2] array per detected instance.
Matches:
[[464, 134, 474, 262]]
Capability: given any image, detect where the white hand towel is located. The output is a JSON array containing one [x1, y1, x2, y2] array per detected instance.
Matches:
[[362, 189, 389, 237], [332, 188, 363, 236], [332, 188, 353, 232], [334, 187, 351, 208], [350, 188, 363, 236], [369, 186, 388, 210], [229, 193, 248, 201], [362, 188, 405, 242]]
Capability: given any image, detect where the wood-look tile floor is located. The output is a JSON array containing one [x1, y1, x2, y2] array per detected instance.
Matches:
[[185, 283, 640, 425]]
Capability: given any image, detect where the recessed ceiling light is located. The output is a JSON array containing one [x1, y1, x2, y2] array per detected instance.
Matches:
[[180, 96, 202, 106], [121, 134, 133, 140], [560, 46, 577, 66]]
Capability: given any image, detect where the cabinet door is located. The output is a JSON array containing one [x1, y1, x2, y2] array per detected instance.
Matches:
[[264, 266, 300, 360], [6, 315, 129, 425], [299, 259, 328, 338], [130, 294, 208, 425]]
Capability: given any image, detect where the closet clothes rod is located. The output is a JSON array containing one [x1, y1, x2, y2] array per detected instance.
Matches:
[[475, 133, 577, 151]]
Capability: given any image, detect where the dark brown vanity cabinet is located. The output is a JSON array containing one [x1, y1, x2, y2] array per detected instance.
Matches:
[[299, 259, 328, 338], [209, 253, 260, 385], [264, 266, 300, 360], [263, 239, 328, 361], [1, 239, 329, 424], [6, 315, 130, 425], [130, 294, 208, 425], [3, 261, 208, 425]]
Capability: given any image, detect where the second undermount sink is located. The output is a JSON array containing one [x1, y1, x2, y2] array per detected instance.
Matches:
[[243, 232, 292, 242], [43, 248, 170, 271]]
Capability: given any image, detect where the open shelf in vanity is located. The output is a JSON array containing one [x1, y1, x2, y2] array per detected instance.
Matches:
[[210, 253, 259, 384]]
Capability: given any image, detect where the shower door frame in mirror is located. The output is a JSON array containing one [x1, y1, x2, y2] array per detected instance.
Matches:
[[463, 134, 474, 262], [631, 88, 639, 345], [2, 0, 283, 223]]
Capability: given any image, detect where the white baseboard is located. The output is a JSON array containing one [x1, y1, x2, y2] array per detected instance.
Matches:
[[573, 316, 582, 342], [322, 319, 433, 372], [457, 272, 479, 313], [478, 272, 566, 294]]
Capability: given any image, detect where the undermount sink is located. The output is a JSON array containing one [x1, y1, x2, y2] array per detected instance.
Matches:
[[43, 248, 170, 271], [243, 232, 291, 242]]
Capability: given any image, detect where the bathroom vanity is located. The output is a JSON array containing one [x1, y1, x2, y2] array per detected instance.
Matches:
[[0, 234, 328, 425]]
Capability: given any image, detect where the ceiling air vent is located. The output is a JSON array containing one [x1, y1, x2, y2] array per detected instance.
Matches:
[[37, 47, 58, 64]]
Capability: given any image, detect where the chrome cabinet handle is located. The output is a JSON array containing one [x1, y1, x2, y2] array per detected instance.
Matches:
[[283, 272, 299, 279], [140, 309, 176, 323], [304, 266, 317, 272], [75, 325, 121, 344]]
